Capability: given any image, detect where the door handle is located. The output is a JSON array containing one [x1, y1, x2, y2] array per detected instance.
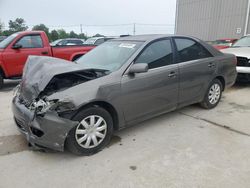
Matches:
[[208, 62, 215, 68], [168, 71, 177, 78], [41, 51, 49, 55]]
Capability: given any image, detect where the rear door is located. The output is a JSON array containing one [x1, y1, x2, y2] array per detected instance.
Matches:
[[2, 34, 50, 76], [173, 37, 216, 107], [121, 38, 179, 123]]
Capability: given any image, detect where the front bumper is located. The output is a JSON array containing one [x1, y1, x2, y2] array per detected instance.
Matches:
[[237, 66, 250, 74], [12, 96, 78, 151]]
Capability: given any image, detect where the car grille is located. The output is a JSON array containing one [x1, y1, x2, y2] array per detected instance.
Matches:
[[237, 57, 250, 67]]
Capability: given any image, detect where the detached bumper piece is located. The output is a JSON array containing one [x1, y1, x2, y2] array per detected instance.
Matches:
[[12, 96, 78, 152]]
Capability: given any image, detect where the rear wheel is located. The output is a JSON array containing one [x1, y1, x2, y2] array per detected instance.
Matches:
[[200, 79, 222, 109], [0, 72, 4, 89], [66, 106, 113, 155]]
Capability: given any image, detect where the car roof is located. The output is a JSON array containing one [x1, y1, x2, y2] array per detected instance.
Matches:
[[60, 38, 83, 40], [111, 34, 194, 42]]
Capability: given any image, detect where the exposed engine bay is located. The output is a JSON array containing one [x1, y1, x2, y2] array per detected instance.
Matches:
[[40, 69, 109, 97]]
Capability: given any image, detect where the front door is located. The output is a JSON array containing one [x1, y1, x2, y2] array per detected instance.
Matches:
[[121, 38, 179, 123]]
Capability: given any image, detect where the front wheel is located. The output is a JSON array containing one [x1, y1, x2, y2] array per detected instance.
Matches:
[[200, 79, 223, 109], [66, 106, 113, 155]]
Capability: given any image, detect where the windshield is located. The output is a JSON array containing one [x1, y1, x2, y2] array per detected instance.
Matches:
[[232, 37, 250, 47], [0, 33, 19, 49], [76, 41, 143, 72], [84, 38, 97, 45]]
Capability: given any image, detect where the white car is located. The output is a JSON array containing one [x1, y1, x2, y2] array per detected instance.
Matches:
[[221, 36, 250, 81]]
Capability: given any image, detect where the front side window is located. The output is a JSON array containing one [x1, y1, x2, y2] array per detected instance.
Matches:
[[175, 38, 212, 62], [135, 39, 173, 69], [70, 40, 83, 45], [15, 35, 43, 48]]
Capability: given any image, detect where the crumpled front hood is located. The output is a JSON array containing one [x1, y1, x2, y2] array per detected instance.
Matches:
[[221, 47, 250, 59], [20, 56, 88, 102]]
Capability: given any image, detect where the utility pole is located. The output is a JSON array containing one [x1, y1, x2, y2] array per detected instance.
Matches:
[[244, 0, 250, 36], [80, 24, 83, 34], [133, 23, 136, 35]]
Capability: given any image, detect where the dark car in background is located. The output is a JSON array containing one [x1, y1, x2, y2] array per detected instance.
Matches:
[[12, 35, 237, 155], [50, 38, 85, 46]]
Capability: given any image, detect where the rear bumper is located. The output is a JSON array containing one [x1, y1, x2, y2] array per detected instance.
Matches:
[[12, 96, 78, 151], [237, 66, 250, 74]]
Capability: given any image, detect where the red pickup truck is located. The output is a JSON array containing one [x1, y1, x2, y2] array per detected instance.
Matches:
[[0, 31, 96, 88]]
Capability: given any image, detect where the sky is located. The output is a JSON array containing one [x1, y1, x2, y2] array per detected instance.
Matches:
[[0, 0, 176, 36]]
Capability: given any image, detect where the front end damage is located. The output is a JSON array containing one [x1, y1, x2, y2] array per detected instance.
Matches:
[[12, 90, 79, 151], [12, 56, 108, 151]]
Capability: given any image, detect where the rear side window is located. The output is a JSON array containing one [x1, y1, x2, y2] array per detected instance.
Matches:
[[174, 38, 212, 62], [68, 40, 83, 45], [135, 39, 173, 69], [15, 35, 43, 48]]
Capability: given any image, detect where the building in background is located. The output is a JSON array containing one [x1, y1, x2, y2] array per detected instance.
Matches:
[[175, 0, 250, 41]]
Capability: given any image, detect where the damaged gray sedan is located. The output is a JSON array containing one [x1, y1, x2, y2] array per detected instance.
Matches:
[[12, 35, 237, 155]]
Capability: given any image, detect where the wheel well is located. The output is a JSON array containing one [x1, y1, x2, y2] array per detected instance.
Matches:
[[215, 76, 225, 91], [74, 101, 119, 131], [0, 67, 5, 78], [72, 54, 84, 61]]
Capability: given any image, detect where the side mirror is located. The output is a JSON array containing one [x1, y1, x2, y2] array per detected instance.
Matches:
[[12, 44, 22, 49], [129, 63, 148, 74]]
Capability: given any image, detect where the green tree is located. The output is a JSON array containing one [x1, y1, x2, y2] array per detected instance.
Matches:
[[57, 29, 69, 39], [32, 24, 51, 40], [2, 30, 12, 36], [93, 33, 104, 37], [32, 24, 49, 35], [78, 33, 87, 40], [50, 30, 59, 41], [0, 20, 4, 35], [69, 31, 78, 38], [8, 18, 28, 33]]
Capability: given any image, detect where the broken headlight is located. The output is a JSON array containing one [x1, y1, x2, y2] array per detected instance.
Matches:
[[29, 99, 56, 113], [30, 99, 75, 114], [13, 85, 20, 97]]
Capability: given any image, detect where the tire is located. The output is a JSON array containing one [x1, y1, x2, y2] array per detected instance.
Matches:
[[65, 106, 113, 155], [200, 79, 223, 109], [0, 72, 4, 89]]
